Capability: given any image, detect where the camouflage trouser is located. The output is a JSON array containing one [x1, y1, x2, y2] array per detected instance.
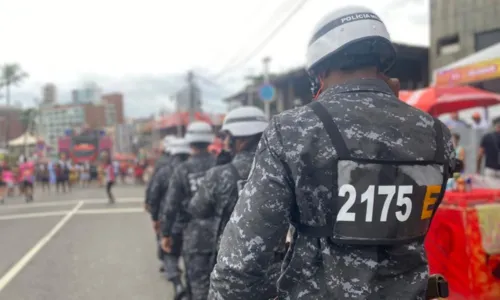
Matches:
[[164, 233, 183, 281], [183, 253, 214, 300]]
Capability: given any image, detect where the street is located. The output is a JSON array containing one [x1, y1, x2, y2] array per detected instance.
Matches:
[[0, 184, 174, 300]]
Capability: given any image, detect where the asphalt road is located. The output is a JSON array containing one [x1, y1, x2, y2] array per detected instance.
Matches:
[[0, 184, 175, 300]]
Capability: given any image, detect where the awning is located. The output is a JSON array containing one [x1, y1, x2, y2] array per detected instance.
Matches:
[[8, 133, 38, 146], [433, 42, 500, 86], [399, 85, 500, 116]]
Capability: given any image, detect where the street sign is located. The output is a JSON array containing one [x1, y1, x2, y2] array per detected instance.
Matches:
[[258, 84, 276, 102]]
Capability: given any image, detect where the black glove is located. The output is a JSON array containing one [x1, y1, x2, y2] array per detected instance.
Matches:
[[216, 150, 232, 165]]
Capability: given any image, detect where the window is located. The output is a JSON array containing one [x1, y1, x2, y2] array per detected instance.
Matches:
[[475, 29, 500, 52], [437, 34, 461, 55]]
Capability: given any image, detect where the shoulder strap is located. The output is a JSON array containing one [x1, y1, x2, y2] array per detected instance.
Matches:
[[309, 101, 351, 159], [432, 118, 445, 164]]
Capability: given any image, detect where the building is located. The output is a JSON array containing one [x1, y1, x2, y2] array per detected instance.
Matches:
[[0, 106, 25, 147], [224, 42, 428, 114], [430, 0, 500, 72], [102, 93, 125, 125], [71, 82, 102, 104], [42, 83, 57, 104]]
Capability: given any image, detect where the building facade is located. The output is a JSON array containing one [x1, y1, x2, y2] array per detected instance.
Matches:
[[42, 83, 57, 104], [430, 0, 500, 71], [0, 106, 25, 147], [102, 93, 125, 124]]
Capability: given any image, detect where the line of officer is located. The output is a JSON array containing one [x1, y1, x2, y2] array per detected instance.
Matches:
[[145, 135, 175, 212], [187, 106, 269, 299], [147, 138, 191, 298], [160, 121, 216, 300], [209, 5, 456, 300]]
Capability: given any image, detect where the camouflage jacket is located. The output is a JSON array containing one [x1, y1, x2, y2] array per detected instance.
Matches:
[[188, 148, 256, 253], [209, 79, 455, 300], [145, 153, 170, 206], [148, 155, 184, 222], [161, 151, 216, 248]]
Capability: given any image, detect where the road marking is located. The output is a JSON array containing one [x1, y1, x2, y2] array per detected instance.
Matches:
[[77, 208, 144, 214], [0, 201, 84, 292], [0, 211, 68, 221], [0, 207, 146, 221], [0, 197, 142, 210]]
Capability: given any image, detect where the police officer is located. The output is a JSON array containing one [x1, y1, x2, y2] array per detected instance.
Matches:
[[145, 135, 175, 212], [209, 5, 456, 300], [187, 107, 268, 296], [161, 121, 216, 300], [148, 138, 191, 297]]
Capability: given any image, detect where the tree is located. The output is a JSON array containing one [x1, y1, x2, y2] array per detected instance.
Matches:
[[0, 63, 28, 147]]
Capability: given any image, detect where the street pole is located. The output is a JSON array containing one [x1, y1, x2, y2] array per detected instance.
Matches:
[[187, 71, 195, 123], [245, 74, 254, 106], [262, 57, 271, 120], [172, 94, 182, 137]]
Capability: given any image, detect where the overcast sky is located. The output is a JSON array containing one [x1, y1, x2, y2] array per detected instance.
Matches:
[[0, 0, 429, 117]]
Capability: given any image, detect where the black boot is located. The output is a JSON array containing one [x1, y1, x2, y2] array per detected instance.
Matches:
[[171, 277, 186, 300]]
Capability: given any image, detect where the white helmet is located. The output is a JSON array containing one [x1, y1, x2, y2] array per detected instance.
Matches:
[[168, 138, 191, 155], [221, 106, 268, 137], [306, 6, 396, 74], [184, 121, 214, 144], [163, 135, 177, 153]]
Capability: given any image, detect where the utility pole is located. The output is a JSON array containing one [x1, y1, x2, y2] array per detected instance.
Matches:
[[262, 57, 272, 120], [171, 94, 182, 137], [187, 71, 195, 122], [245, 74, 254, 106]]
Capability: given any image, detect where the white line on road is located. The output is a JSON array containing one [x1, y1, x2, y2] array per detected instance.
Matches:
[[0, 207, 146, 221], [0, 197, 142, 210], [0, 211, 68, 221], [0, 201, 84, 292]]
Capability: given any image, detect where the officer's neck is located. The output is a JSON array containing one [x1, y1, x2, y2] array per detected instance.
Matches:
[[322, 68, 378, 90], [191, 148, 208, 156]]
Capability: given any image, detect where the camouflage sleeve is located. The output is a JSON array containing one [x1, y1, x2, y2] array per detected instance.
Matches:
[[188, 168, 218, 219], [150, 167, 168, 222], [439, 119, 456, 172], [209, 117, 292, 300], [161, 166, 184, 237]]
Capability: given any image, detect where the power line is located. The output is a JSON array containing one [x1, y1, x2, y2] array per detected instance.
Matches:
[[213, 0, 310, 79], [213, 0, 299, 73]]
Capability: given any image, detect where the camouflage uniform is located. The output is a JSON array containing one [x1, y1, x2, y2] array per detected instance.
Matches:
[[149, 155, 186, 281], [161, 151, 216, 300], [209, 79, 455, 300], [145, 153, 171, 209]]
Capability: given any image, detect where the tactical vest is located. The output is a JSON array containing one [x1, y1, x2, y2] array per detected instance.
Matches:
[[293, 101, 449, 245]]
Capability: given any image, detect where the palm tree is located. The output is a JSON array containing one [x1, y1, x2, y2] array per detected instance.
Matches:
[[0, 63, 28, 147]]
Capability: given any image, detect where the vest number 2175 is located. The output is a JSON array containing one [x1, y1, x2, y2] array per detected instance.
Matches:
[[337, 184, 413, 222]]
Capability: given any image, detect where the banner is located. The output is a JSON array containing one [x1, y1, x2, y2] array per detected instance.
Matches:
[[435, 58, 500, 86]]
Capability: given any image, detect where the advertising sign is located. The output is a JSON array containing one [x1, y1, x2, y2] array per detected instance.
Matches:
[[435, 57, 500, 86]]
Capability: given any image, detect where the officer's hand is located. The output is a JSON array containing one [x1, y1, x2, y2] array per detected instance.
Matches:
[[153, 221, 160, 233], [378, 73, 400, 97], [161, 236, 172, 253]]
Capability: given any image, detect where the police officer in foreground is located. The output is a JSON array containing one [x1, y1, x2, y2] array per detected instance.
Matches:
[[148, 138, 191, 298], [161, 121, 216, 300], [209, 5, 455, 300], [187, 107, 268, 298]]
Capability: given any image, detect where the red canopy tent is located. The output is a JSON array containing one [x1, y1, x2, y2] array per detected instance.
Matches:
[[399, 86, 500, 116]]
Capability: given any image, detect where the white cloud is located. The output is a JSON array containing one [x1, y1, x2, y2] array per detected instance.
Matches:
[[0, 0, 430, 116]]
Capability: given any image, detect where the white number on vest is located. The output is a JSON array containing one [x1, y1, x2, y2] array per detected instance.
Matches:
[[337, 184, 413, 222]]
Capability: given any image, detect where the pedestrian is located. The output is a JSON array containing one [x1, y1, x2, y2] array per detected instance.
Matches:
[[477, 117, 500, 178], [160, 121, 216, 300], [103, 156, 116, 204], [452, 133, 465, 172], [188, 106, 269, 298], [148, 138, 191, 299], [209, 5, 457, 300]]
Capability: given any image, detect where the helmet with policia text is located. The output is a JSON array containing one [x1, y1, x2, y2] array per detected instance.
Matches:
[[162, 135, 177, 153], [168, 138, 192, 155], [306, 6, 397, 96], [184, 121, 215, 144], [221, 106, 268, 137]]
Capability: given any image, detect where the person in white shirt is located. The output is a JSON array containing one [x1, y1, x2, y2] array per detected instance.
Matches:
[[470, 112, 489, 129], [444, 112, 470, 129]]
